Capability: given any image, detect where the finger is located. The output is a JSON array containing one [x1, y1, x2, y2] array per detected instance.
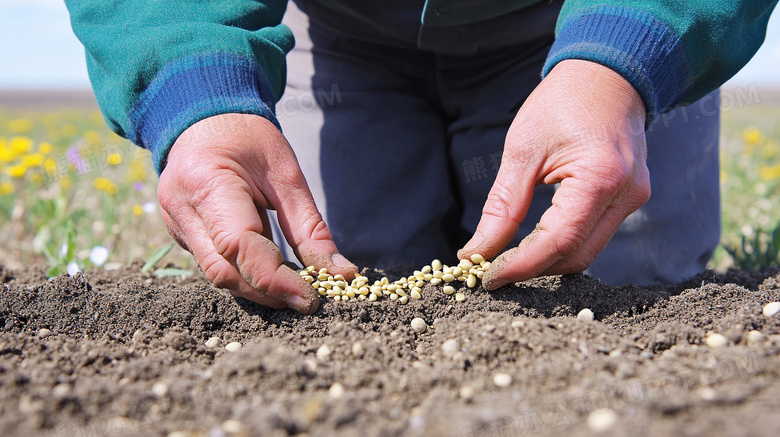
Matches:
[[258, 142, 358, 279], [482, 174, 616, 290], [458, 165, 537, 262], [541, 172, 650, 276], [160, 197, 296, 310], [192, 179, 320, 314]]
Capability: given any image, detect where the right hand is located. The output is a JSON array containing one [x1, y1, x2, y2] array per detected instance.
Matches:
[[157, 113, 357, 314]]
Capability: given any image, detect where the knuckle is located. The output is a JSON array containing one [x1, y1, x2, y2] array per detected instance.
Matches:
[[483, 181, 522, 223], [553, 230, 588, 259]]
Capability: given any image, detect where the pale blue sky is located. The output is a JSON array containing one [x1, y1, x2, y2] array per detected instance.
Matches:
[[0, 0, 778, 89]]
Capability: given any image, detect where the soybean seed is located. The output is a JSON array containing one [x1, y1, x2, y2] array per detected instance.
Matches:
[[205, 337, 221, 348], [763, 302, 780, 317], [225, 342, 242, 352], [432, 259, 442, 271], [443, 285, 455, 295], [577, 308, 594, 321], [466, 274, 477, 288], [493, 373, 513, 387], [471, 254, 485, 264], [411, 318, 428, 334], [705, 332, 728, 348], [455, 292, 466, 302]]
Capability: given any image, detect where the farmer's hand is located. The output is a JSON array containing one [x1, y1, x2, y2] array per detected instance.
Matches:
[[157, 114, 357, 314], [459, 59, 651, 289]]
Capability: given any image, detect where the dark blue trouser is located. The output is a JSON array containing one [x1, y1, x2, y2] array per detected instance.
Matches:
[[273, 2, 721, 286]]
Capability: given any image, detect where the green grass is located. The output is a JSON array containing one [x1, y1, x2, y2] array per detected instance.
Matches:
[[1, 95, 779, 276]]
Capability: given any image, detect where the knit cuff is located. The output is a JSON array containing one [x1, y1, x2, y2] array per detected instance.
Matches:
[[543, 6, 690, 121], [127, 52, 281, 174]]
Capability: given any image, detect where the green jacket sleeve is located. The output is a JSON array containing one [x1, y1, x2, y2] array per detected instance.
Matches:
[[65, 0, 293, 173], [543, 0, 778, 119]]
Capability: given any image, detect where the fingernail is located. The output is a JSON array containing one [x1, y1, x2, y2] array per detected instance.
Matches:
[[331, 253, 354, 269], [286, 293, 315, 314]]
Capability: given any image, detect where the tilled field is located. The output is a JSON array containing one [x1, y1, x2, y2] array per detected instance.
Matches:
[[1, 263, 779, 437]]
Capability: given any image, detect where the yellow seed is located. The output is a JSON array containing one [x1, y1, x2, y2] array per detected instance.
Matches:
[[333, 285, 342, 294], [432, 259, 442, 271], [335, 280, 346, 288], [442, 273, 456, 282], [452, 267, 463, 277], [443, 285, 455, 295], [299, 270, 309, 276], [312, 281, 320, 288], [346, 289, 355, 298], [433, 271, 444, 279], [359, 286, 369, 296], [334, 295, 341, 302], [476, 271, 484, 279], [358, 294, 366, 300], [458, 260, 473, 270], [467, 274, 477, 288], [423, 273, 434, 281], [369, 293, 377, 302], [388, 284, 398, 293], [458, 275, 467, 282], [422, 265, 432, 274], [390, 293, 398, 301], [319, 267, 329, 274], [397, 288, 407, 297], [411, 289, 421, 299], [430, 278, 442, 285], [455, 292, 466, 302], [415, 280, 424, 288], [471, 254, 485, 264], [323, 281, 333, 290], [318, 273, 329, 281], [306, 265, 316, 271], [334, 274, 345, 281], [318, 288, 327, 296], [399, 295, 409, 304], [482, 261, 491, 269], [303, 275, 314, 283]]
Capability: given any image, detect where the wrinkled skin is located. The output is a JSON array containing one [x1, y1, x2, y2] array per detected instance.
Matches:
[[158, 114, 357, 314], [459, 60, 651, 289]]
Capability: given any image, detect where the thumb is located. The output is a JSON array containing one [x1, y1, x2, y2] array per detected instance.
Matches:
[[458, 165, 536, 262]]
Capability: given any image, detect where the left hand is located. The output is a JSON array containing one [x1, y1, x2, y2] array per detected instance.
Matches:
[[458, 59, 651, 290]]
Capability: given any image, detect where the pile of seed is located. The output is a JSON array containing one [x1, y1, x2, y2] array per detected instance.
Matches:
[[298, 254, 491, 304]]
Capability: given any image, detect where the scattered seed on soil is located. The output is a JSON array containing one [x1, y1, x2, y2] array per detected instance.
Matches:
[[577, 308, 594, 321], [351, 342, 364, 357], [763, 302, 780, 317], [455, 292, 466, 302], [225, 341, 243, 352], [493, 373, 513, 388], [705, 332, 728, 348], [328, 382, 345, 399], [221, 420, 244, 433], [442, 339, 460, 356], [151, 382, 168, 397], [746, 330, 763, 346], [411, 317, 427, 334], [316, 344, 332, 360], [205, 336, 221, 348], [587, 409, 618, 432], [459, 385, 475, 401], [37, 328, 52, 338]]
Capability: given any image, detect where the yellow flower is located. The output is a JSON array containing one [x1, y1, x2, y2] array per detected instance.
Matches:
[[106, 153, 123, 166], [0, 181, 13, 195], [132, 204, 144, 216], [6, 164, 27, 178], [127, 160, 148, 182], [10, 136, 33, 154], [59, 177, 72, 190], [0, 145, 13, 163], [84, 130, 102, 146], [6, 118, 33, 133], [93, 176, 118, 194], [38, 142, 53, 154], [21, 153, 45, 167], [742, 126, 764, 147], [61, 124, 78, 137], [758, 164, 780, 181]]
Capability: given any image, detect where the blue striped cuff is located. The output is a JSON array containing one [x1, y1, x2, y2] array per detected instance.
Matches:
[[128, 53, 281, 174], [543, 6, 690, 121]]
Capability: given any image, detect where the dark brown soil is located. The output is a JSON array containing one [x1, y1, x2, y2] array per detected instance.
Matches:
[[1, 262, 779, 437]]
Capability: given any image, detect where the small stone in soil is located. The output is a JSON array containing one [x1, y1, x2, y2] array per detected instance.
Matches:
[[38, 328, 52, 338], [763, 302, 780, 317], [221, 420, 243, 433], [351, 342, 364, 357], [459, 385, 475, 401], [493, 373, 513, 388], [577, 308, 594, 321], [411, 317, 427, 334], [225, 341, 242, 352]]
